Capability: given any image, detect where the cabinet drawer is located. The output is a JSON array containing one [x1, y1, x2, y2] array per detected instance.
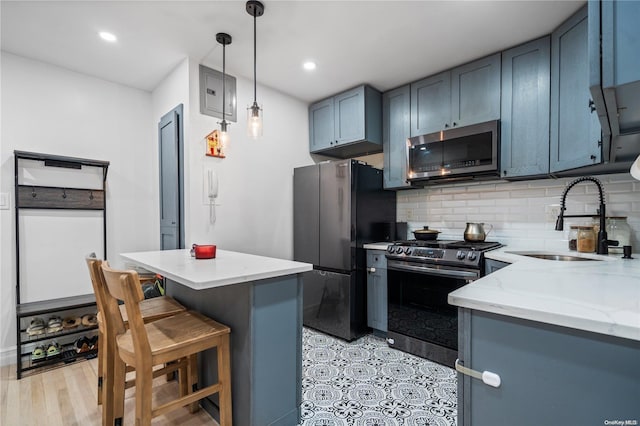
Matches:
[[366, 250, 387, 269]]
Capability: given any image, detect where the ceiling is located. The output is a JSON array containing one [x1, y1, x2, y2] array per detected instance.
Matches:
[[1, 1, 585, 103]]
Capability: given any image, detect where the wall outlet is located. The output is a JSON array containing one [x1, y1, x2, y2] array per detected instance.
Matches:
[[545, 204, 560, 222], [0, 193, 9, 210], [406, 208, 414, 220]]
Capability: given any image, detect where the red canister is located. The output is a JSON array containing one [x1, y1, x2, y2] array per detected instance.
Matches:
[[192, 244, 216, 259]]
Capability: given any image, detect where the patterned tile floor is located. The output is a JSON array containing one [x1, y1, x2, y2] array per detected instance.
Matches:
[[300, 327, 457, 426]]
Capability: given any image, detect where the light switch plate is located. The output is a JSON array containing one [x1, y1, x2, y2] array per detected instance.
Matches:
[[0, 193, 9, 210]]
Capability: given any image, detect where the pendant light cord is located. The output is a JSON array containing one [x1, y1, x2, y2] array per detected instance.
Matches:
[[253, 12, 257, 104], [222, 42, 226, 121]]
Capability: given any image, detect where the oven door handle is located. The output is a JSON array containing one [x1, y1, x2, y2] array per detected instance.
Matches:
[[387, 261, 479, 279]]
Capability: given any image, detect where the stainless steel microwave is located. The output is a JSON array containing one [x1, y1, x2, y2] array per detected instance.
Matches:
[[407, 120, 499, 183]]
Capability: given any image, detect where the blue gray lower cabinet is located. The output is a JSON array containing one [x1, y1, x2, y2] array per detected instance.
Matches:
[[366, 250, 388, 333], [166, 274, 303, 426], [458, 308, 640, 426]]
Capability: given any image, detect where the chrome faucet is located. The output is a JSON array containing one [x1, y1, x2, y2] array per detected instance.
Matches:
[[555, 176, 609, 255]]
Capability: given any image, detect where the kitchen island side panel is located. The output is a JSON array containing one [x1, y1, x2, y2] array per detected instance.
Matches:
[[460, 308, 640, 425], [166, 274, 303, 426]]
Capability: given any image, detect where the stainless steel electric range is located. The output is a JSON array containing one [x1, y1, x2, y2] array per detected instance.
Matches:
[[385, 239, 502, 367]]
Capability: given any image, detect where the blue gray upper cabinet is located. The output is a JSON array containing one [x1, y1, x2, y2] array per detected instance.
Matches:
[[550, 5, 602, 173], [410, 72, 450, 136], [451, 53, 501, 128], [411, 54, 501, 137], [589, 0, 640, 162], [309, 85, 382, 158], [309, 98, 334, 153], [501, 37, 551, 178], [383, 85, 411, 189]]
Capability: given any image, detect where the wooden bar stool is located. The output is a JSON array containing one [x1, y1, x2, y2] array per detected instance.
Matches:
[[85, 256, 186, 424], [101, 261, 233, 426]]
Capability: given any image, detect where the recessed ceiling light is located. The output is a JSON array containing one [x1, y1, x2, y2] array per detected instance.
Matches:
[[99, 32, 117, 42], [303, 61, 316, 71]]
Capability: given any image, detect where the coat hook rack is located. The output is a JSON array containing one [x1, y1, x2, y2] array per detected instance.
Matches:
[[31, 187, 36, 198], [89, 190, 94, 200], [62, 188, 67, 199]]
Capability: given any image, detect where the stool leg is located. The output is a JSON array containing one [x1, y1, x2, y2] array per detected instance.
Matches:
[[111, 354, 126, 426], [187, 354, 199, 413], [97, 326, 104, 405], [218, 334, 233, 426], [135, 364, 153, 426], [178, 358, 188, 399]]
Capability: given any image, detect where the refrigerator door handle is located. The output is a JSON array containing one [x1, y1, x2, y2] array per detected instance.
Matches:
[[455, 359, 501, 388]]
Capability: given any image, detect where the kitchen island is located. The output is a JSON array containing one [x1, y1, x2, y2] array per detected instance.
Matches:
[[449, 249, 640, 425], [120, 249, 312, 426]]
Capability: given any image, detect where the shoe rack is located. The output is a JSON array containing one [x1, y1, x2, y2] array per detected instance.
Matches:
[[14, 151, 109, 379]]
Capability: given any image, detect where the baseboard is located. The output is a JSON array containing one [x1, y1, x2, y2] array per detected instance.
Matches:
[[0, 346, 16, 367]]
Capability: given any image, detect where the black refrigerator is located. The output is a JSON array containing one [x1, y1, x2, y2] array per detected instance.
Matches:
[[293, 160, 396, 341]]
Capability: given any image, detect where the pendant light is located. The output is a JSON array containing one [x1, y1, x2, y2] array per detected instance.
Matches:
[[216, 32, 232, 146], [246, 0, 264, 139]]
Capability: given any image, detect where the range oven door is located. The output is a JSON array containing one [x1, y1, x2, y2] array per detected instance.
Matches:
[[386, 259, 479, 367]]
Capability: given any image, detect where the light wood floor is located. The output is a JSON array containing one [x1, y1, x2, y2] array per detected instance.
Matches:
[[0, 358, 217, 425]]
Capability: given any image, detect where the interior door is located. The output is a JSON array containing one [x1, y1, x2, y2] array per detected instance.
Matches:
[[159, 105, 184, 250]]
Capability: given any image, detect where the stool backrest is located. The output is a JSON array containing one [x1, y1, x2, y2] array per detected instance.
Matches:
[[100, 262, 151, 359], [85, 255, 126, 337]]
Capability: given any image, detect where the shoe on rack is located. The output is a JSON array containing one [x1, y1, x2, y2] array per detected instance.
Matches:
[[87, 335, 99, 351], [27, 318, 45, 336], [31, 344, 46, 361], [75, 336, 91, 353], [46, 341, 62, 358], [62, 316, 81, 329], [46, 316, 63, 333], [81, 314, 98, 327]]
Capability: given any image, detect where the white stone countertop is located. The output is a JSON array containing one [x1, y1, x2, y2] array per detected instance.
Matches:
[[363, 242, 391, 251], [120, 249, 313, 290], [449, 245, 640, 341]]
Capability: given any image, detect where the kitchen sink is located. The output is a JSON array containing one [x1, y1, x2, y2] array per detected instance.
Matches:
[[506, 251, 602, 261]]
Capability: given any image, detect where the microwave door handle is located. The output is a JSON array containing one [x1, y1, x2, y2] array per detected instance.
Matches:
[[388, 262, 479, 279]]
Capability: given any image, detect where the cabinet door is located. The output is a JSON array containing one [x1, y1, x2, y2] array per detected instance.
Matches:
[[501, 37, 551, 178], [550, 6, 602, 173], [366, 268, 387, 332], [601, 0, 640, 134], [309, 98, 334, 153], [383, 85, 411, 189], [451, 53, 501, 128], [334, 86, 365, 144], [411, 71, 451, 136]]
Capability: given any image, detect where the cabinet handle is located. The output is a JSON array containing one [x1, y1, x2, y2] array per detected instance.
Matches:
[[503, 170, 507, 176], [444, 123, 449, 128], [455, 359, 501, 388], [588, 99, 596, 113], [590, 155, 597, 161], [367, 267, 376, 273], [452, 122, 457, 127], [330, 142, 333, 145]]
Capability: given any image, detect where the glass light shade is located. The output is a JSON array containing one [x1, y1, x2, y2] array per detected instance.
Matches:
[[247, 103, 263, 139], [631, 154, 640, 180], [220, 120, 230, 147]]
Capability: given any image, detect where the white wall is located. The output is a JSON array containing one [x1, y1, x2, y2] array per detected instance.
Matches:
[[1, 52, 314, 365], [0, 52, 156, 364], [149, 58, 313, 261], [397, 174, 640, 251]]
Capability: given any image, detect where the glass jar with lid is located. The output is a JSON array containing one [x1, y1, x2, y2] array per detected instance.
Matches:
[[568, 226, 580, 251], [606, 216, 631, 253], [577, 226, 596, 253]]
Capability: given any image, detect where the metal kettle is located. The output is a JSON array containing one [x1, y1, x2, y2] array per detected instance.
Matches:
[[464, 222, 493, 242]]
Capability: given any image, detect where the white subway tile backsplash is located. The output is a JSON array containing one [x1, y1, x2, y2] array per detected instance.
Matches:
[[396, 173, 639, 248]]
